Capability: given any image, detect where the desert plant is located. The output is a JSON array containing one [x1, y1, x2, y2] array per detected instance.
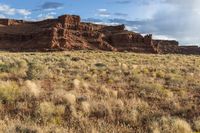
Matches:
[[0, 81, 20, 103], [150, 117, 192, 133], [27, 62, 51, 80]]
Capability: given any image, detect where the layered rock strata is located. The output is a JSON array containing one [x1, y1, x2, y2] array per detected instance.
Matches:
[[0, 14, 199, 54]]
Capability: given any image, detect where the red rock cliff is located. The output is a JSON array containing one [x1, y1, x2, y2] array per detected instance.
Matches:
[[0, 14, 199, 54]]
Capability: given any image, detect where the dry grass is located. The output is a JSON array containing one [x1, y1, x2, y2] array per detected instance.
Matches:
[[0, 51, 199, 132]]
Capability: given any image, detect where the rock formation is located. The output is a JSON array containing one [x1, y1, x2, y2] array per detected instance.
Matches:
[[0, 14, 199, 54]]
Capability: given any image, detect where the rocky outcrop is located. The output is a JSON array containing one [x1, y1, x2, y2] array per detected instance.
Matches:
[[0, 19, 25, 26], [152, 40, 180, 54], [179, 46, 200, 55], [0, 14, 199, 54]]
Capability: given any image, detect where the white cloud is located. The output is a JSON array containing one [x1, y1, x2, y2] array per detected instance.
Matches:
[[125, 25, 138, 31], [153, 34, 176, 40], [94, 22, 120, 26], [97, 8, 110, 17], [17, 9, 31, 16], [37, 12, 56, 20], [0, 3, 31, 16], [98, 9, 107, 12], [115, 0, 200, 44]]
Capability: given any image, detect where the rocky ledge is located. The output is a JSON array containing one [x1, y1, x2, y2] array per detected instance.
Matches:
[[0, 14, 199, 54]]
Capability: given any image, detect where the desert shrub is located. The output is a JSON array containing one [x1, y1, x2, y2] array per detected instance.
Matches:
[[141, 67, 150, 74], [109, 89, 118, 98], [64, 105, 77, 120], [0, 59, 28, 77], [63, 93, 76, 105], [73, 79, 80, 89], [95, 63, 107, 69], [23, 80, 41, 98], [38, 102, 56, 123], [53, 89, 77, 105], [0, 119, 16, 132], [51, 105, 66, 125], [0, 81, 20, 103], [150, 117, 192, 133], [27, 62, 51, 80], [156, 70, 165, 78], [71, 57, 82, 62], [11, 59, 28, 77], [0, 120, 7, 132], [38, 101, 66, 125], [173, 118, 192, 133], [194, 117, 200, 131], [15, 125, 38, 133], [0, 62, 8, 72], [98, 86, 110, 97], [139, 83, 173, 99], [90, 102, 112, 119], [81, 101, 91, 115], [117, 98, 149, 127], [165, 74, 185, 89], [55, 105, 65, 116]]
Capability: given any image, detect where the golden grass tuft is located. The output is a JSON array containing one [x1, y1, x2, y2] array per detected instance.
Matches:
[[63, 93, 76, 105], [81, 101, 91, 114], [173, 118, 192, 133], [194, 117, 200, 131], [24, 80, 41, 97], [0, 81, 20, 103]]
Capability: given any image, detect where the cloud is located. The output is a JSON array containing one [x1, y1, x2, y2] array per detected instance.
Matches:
[[37, 12, 57, 20], [114, 13, 128, 17], [97, 9, 110, 17], [0, 3, 31, 16], [34, 2, 64, 11], [115, 0, 132, 4], [17, 9, 31, 16], [107, 0, 200, 44], [82, 18, 103, 23], [150, 0, 200, 44], [41, 2, 63, 10]]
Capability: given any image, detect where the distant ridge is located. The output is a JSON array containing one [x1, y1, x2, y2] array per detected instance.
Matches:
[[0, 14, 199, 54]]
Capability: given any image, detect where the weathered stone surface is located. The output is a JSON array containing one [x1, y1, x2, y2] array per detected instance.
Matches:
[[152, 40, 180, 54], [179, 46, 200, 55], [0, 19, 25, 26], [0, 14, 199, 54]]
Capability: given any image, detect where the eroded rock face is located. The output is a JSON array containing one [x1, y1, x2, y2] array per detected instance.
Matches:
[[0, 19, 25, 26], [0, 14, 199, 54], [179, 46, 200, 55], [152, 40, 180, 54]]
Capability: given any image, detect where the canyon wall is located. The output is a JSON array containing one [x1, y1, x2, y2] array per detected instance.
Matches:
[[0, 14, 199, 54]]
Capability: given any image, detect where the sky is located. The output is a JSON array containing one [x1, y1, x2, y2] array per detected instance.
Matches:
[[0, 0, 199, 45]]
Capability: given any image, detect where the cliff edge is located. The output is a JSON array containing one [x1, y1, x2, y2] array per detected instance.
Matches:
[[0, 14, 199, 54]]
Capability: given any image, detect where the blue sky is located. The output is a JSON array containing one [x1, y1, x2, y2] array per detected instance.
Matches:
[[0, 0, 200, 45]]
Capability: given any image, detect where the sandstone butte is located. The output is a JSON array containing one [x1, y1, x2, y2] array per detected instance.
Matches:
[[0, 14, 199, 54]]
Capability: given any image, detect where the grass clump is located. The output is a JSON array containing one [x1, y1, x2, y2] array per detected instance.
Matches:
[[23, 80, 41, 98], [150, 117, 192, 133], [38, 102, 56, 123], [0, 81, 20, 103], [0, 59, 28, 78], [139, 83, 173, 99], [194, 117, 200, 131], [27, 62, 50, 80]]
